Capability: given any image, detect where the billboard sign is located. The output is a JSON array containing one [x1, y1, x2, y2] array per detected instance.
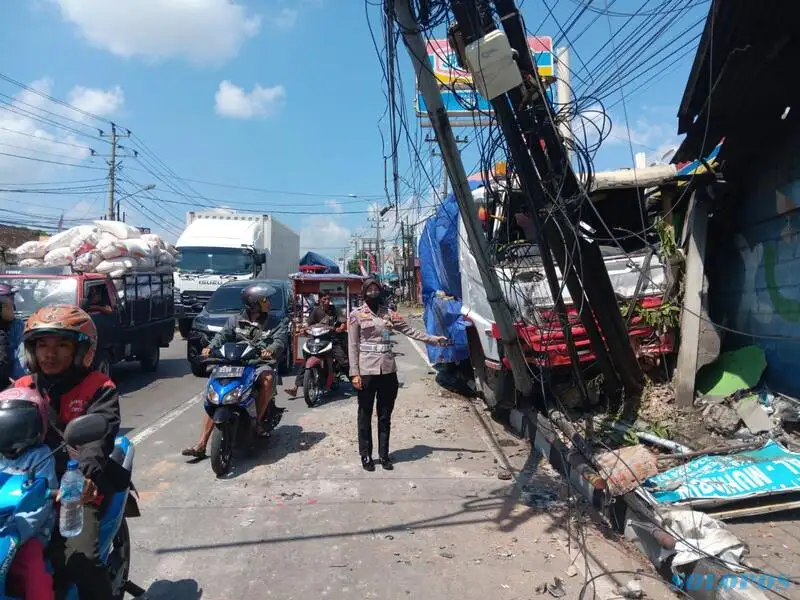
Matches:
[[417, 36, 554, 119]]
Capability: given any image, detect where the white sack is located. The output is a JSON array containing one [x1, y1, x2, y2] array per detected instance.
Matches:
[[121, 239, 152, 259], [135, 257, 156, 271], [165, 243, 179, 257], [95, 258, 136, 274], [68, 226, 99, 255], [43, 247, 74, 266], [141, 234, 165, 251], [97, 239, 128, 260], [73, 251, 104, 272], [94, 220, 141, 240], [18, 258, 44, 268], [156, 249, 176, 265], [12, 240, 47, 260], [44, 227, 84, 253]]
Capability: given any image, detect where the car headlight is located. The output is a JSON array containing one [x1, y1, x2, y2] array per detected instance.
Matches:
[[207, 387, 219, 404], [222, 389, 241, 405]]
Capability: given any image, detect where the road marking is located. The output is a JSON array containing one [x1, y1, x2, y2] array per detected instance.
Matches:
[[406, 337, 433, 367], [129, 392, 203, 446]]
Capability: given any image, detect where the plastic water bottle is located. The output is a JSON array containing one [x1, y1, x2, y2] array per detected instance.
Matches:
[[59, 460, 84, 538], [382, 328, 391, 343]]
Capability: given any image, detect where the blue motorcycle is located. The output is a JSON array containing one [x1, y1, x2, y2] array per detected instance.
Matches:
[[0, 414, 142, 600], [203, 341, 283, 477]]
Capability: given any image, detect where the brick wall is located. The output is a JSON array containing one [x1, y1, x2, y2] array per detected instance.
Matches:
[[708, 120, 800, 396]]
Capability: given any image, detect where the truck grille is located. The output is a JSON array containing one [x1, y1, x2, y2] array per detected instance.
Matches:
[[180, 291, 214, 305]]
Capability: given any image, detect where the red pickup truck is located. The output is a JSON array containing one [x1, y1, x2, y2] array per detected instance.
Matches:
[[0, 267, 175, 375]]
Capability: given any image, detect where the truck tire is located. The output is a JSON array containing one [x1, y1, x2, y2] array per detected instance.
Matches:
[[140, 345, 160, 373], [178, 319, 192, 339]]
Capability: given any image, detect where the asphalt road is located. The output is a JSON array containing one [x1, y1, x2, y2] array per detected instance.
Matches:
[[112, 334, 674, 600]]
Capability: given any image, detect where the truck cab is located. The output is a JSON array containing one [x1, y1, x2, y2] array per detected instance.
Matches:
[[174, 210, 299, 338], [0, 267, 175, 376]]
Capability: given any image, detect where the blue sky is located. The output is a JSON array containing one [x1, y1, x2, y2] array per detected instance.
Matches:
[[0, 0, 709, 262]]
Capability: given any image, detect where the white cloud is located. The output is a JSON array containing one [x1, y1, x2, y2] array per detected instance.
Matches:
[[271, 8, 299, 29], [0, 78, 123, 184], [67, 85, 124, 116], [325, 199, 344, 214], [52, 0, 261, 65], [299, 216, 351, 256], [214, 81, 286, 119]]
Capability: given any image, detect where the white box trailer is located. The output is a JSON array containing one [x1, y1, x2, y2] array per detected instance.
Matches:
[[174, 209, 300, 336]]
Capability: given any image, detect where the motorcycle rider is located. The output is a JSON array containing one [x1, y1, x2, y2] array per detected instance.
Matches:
[[182, 283, 289, 459], [0, 284, 25, 389], [284, 291, 349, 397], [14, 304, 122, 600]]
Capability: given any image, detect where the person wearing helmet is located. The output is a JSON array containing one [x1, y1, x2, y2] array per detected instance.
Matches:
[[182, 282, 290, 459], [0, 284, 25, 388], [14, 305, 121, 600], [0, 387, 58, 600]]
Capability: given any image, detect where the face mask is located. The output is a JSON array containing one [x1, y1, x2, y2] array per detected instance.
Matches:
[[365, 291, 381, 300]]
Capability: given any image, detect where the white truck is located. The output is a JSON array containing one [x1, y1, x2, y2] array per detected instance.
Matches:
[[174, 209, 300, 337]]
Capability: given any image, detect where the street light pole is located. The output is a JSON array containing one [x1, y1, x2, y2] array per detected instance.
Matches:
[[115, 184, 156, 221]]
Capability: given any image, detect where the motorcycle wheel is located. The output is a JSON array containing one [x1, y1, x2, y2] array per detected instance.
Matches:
[[110, 518, 132, 600], [303, 368, 320, 408], [210, 423, 234, 476]]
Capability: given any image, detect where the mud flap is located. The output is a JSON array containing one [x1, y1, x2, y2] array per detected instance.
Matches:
[[125, 483, 142, 518]]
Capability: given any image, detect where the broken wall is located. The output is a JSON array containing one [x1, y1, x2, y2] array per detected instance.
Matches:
[[708, 118, 800, 397]]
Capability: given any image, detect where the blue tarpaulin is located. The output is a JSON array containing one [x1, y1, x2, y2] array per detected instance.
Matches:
[[418, 182, 483, 365], [299, 251, 340, 274]]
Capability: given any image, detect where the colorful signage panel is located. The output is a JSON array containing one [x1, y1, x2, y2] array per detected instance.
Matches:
[[417, 36, 554, 118]]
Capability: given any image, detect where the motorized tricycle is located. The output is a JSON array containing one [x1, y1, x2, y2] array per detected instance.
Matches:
[[289, 273, 364, 407]]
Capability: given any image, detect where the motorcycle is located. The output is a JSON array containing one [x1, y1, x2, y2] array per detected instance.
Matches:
[[202, 341, 283, 477], [302, 324, 342, 408], [0, 414, 143, 600]]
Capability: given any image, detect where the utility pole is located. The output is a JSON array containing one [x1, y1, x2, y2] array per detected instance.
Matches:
[[393, 0, 533, 397], [386, 6, 401, 220], [427, 134, 467, 197], [368, 210, 390, 279], [101, 123, 130, 221], [555, 47, 573, 167]]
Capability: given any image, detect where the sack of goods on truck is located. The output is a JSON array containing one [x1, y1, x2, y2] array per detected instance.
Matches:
[[10, 221, 178, 276]]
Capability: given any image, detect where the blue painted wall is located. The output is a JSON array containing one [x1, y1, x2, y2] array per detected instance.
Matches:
[[709, 122, 800, 396]]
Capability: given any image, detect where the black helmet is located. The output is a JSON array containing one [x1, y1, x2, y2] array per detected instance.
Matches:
[[0, 388, 47, 459], [241, 283, 276, 311]]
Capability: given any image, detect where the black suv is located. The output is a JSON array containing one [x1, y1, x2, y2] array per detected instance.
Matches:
[[186, 279, 293, 377]]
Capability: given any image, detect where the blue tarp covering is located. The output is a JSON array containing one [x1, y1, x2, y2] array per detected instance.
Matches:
[[418, 182, 483, 365], [299, 251, 340, 273]]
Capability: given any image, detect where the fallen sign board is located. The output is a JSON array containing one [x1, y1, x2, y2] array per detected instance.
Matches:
[[644, 440, 800, 510]]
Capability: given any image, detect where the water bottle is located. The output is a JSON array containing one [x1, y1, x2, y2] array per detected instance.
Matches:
[[382, 328, 391, 343], [59, 460, 84, 538]]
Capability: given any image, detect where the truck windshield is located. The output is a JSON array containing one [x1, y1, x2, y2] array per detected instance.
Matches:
[[206, 285, 285, 313], [177, 247, 253, 275], [0, 277, 78, 318]]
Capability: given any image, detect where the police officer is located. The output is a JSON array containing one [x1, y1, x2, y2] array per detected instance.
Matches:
[[348, 278, 448, 471]]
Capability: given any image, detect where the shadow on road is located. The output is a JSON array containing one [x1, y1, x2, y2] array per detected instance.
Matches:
[[114, 357, 191, 396], [391, 444, 486, 464], [142, 578, 202, 599], [220, 425, 327, 480]]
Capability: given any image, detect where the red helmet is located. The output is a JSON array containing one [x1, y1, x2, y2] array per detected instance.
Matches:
[[23, 304, 98, 371], [0, 387, 48, 457]]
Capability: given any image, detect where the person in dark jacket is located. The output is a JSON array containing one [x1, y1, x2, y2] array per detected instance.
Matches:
[[14, 304, 122, 600], [284, 291, 349, 397], [182, 283, 289, 459], [0, 284, 25, 389]]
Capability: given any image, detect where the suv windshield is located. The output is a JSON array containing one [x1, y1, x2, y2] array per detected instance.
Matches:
[[0, 277, 78, 318], [206, 284, 285, 313], [177, 247, 254, 275]]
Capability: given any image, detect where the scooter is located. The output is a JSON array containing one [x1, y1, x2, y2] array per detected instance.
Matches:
[[202, 341, 283, 477], [301, 324, 340, 408], [0, 414, 143, 600]]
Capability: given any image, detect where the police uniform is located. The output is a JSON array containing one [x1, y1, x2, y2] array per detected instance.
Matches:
[[347, 302, 441, 463]]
